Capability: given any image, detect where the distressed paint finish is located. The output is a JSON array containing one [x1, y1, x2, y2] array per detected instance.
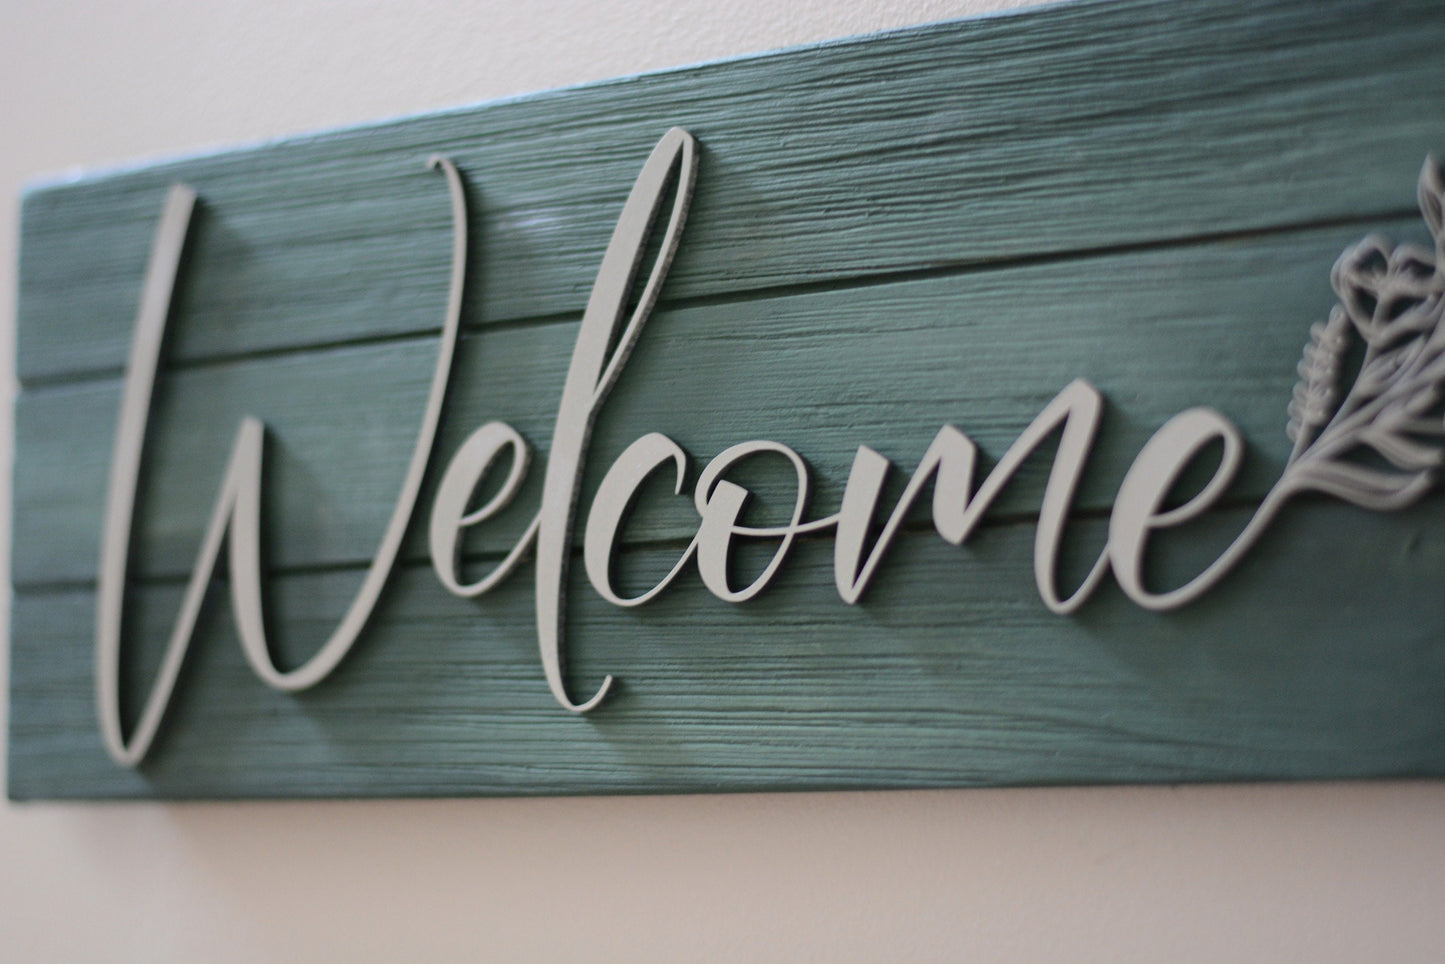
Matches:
[[9, 0, 1445, 798]]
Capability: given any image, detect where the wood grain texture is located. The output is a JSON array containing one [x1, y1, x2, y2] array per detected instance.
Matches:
[[10, 504, 1445, 799], [9, 0, 1445, 798], [16, 0, 1444, 380]]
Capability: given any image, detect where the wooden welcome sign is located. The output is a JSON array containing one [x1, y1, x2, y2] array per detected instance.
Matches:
[[9, 0, 1445, 799]]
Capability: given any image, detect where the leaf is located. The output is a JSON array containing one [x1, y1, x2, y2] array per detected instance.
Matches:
[[1422, 155, 1445, 242], [1287, 458, 1435, 511], [1360, 426, 1444, 471], [1383, 414, 1445, 437], [1287, 314, 1349, 447], [1353, 336, 1421, 397], [1404, 386, 1442, 416]]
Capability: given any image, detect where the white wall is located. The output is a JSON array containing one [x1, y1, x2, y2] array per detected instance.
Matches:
[[2, 2, 1442, 960]]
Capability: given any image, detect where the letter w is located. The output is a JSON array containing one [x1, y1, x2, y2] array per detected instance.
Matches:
[[96, 159, 468, 767]]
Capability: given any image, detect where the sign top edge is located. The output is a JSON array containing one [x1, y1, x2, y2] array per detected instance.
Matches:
[[19, 0, 1107, 196]]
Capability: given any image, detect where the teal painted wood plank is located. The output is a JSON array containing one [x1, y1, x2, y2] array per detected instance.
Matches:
[[10, 502, 1444, 800], [11, 0, 1445, 800], [12, 218, 1425, 587], [15, 0, 1445, 382]]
